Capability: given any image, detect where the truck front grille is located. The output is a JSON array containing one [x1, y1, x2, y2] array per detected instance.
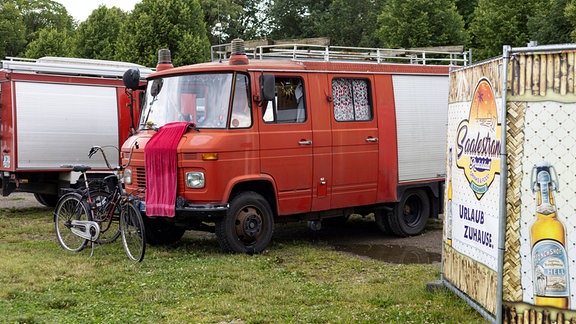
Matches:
[[135, 167, 146, 189]]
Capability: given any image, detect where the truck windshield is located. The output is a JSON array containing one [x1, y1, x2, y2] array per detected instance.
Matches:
[[139, 73, 251, 129]]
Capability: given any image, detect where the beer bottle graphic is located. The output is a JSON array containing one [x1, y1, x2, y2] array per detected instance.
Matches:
[[530, 161, 569, 309]]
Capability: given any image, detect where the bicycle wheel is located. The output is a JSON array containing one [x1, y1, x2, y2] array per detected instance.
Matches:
[[54, 193, 91, 252], [120, 201, 146, 262], [90, 190, 121, 244]]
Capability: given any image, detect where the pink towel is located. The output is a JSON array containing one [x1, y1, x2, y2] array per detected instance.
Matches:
[[144, 122, 192, 217]]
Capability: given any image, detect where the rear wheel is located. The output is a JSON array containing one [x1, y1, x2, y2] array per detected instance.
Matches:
[[54, 193, 91, 252], [215, 192, 274, 254], [388, 189, 430, 237], [120, 202, 146, 262]]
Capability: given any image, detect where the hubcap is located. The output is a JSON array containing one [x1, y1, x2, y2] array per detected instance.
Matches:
[[235, 206, 263, 241]]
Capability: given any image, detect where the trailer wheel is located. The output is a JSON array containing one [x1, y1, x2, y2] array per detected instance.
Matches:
[[144, 217, 185, 245], [388, 189, 430, 237], [34, 193, 58, 207], [215, 192, 274, 254]]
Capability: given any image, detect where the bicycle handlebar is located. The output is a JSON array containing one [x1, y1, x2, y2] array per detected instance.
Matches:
[[88, 142, 137, 170]]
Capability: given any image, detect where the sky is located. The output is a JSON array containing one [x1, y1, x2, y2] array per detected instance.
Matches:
[[53, 0, 141, 23]]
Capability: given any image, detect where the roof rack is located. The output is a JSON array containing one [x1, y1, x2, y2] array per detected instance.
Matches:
[[211, 42, 471, 66], [1, 56, 153, 78]]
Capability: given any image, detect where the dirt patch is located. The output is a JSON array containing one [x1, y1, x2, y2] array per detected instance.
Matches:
[[273, 216, 444, 259], [0, 193, 46, 209]]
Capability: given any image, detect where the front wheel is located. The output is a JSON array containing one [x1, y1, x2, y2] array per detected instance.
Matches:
[[54, 193, 91, 252], [120, 202, 146, 262], [388, 189, 430, 237], [215, 192, 274, 254]]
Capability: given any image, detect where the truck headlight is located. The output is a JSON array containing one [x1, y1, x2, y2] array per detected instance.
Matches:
[[123, 169, 133, 185], [186, 172, 205, 188]]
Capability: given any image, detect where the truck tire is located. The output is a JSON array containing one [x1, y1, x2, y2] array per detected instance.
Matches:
[[34, 193, 59, 207], [388, 189, 430, 237], [144, 217, 185, 245], [215, 191, 274, 254]]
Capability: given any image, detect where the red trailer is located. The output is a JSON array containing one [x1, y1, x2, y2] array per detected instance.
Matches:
[[0, 56, 151, 206]]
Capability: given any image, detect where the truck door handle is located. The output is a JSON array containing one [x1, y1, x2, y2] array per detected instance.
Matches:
[[298, 140, 312, 145], [365, 137, 378, 143]]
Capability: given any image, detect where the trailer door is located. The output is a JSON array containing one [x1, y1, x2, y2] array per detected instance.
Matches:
[[329, 76, 379, 208], [258, 75, 313, 215]]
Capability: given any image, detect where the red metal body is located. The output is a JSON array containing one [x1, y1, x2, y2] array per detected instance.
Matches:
[[122, 47, 456, 251]]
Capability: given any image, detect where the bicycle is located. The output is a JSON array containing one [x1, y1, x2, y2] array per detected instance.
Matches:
[[54, 145, 146, 262]]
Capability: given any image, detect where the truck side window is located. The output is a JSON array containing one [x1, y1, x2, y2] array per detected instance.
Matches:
[[262, 77, 306, 123], [230, 74, 252, 128], [332, 78, 372, 122]]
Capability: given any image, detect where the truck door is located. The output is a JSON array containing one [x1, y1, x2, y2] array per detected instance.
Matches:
[[329, 75, 379, 208], [258, 75, 313, 215]]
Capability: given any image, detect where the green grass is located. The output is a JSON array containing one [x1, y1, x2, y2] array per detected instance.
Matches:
[[0, 207, 486, 323]]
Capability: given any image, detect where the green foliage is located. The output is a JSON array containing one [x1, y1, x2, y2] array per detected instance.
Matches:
[[266, 0, 331, 40], [469, 0, 533, 60], [565, 0, 576, 41], [528, 0, 571, 45], [319, 0, 385, 47], [456, 0, 478, 28], [115, 0, 210, 67], [377, 0, 469, 48], [23, 27, 73, 58], [73, 5, 127, 60], [0, 1, 26, 58], [199, 0, 267, 44], [15, 0, 74, 43], [5, 0, 576, 65]]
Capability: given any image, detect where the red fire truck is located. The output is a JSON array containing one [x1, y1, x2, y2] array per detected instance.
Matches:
[[121, 40, 469, 253], [0, 56, 151, 206]]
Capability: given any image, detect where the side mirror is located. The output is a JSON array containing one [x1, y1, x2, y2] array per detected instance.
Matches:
[[123, 68, 141, 91], [260, 74, 275, 101]]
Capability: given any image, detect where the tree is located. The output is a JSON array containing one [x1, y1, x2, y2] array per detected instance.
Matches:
[[16, 0, 74, 43], [266, 0, 331, 40], [73, 5, 126, 60], [199, 0, 268, 44], [319, 0, 385, 47], [377, 0, 468, 49], [469, 0, 535, 60], [564, 0, 576, 41], [0, 1, 27, 58], [23, 27, 73, 58], [528, 0, 571, 45], [455, 0, 478, 28], [115, 0, 211, 67]]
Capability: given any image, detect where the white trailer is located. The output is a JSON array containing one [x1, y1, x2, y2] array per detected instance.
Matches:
[[0, 57, 151, 206]]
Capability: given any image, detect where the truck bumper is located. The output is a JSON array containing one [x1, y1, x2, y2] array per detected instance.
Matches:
[[141, 201, 229, 222]]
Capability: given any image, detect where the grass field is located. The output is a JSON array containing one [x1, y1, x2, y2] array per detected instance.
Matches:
[[0, 206, 487, 323]]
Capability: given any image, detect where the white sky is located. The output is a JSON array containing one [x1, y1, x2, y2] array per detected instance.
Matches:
[[54, 0, 142, 23]]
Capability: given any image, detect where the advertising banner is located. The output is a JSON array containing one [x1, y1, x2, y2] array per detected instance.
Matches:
[[443, 45, 576, 323]]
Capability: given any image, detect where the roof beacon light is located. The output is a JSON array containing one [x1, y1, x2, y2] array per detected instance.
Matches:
[[156, 48, 174, 72], [229, 38, 248, 65]]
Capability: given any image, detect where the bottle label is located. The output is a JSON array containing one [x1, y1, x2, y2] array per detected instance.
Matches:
[[532, 240, 569, 297]]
